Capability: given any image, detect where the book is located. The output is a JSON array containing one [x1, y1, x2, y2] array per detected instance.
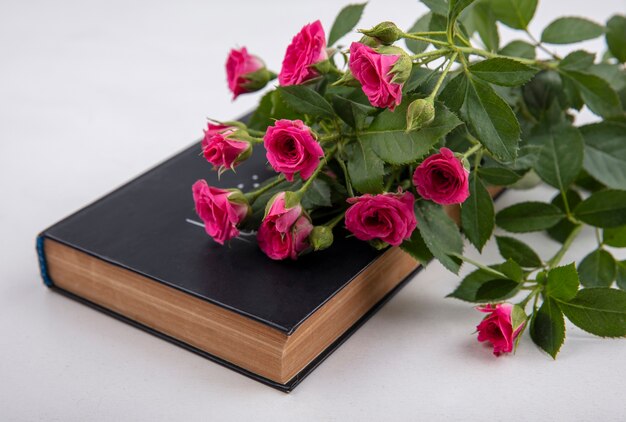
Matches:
[[36, 132, 423, 392]]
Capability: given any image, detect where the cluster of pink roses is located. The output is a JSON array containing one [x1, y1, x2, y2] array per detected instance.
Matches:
[[191, 18, 530, 358]]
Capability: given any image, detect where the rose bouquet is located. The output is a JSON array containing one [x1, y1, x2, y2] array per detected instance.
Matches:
[[192, 0, 626, 358]]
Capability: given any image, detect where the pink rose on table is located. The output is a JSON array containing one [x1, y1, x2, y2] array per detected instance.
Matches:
[[257, 193, 314, 260], [345, 191, 416, 246], [279, 20, 327, 86], [348, 42, 403, 110], [476, 303, 525, 356], [264, 119, 324, 182], [413, 147, 469, 205], [226, 47, 268, 99], [201, 123, 251, 171], [192, 180, 250, 245]]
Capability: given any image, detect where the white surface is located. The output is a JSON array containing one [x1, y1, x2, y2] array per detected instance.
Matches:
[[1, 0, 625, 420]]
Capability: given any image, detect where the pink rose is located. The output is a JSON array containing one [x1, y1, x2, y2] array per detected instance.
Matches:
[[476, 304, 525, 356], [278, 20, 327, 86], [348, 42, 403, 110], [257, 193, 313, 260], [264, 119, 324, 181], [413, 147, 470, 205], [345, 191, 417, 246], [192, 180, 250, 245], [201, 123, 251, 171], [226, 47, 266, 99]]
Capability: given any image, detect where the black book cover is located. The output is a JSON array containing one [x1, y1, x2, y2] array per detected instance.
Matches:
[[36, 127, 421, 392]]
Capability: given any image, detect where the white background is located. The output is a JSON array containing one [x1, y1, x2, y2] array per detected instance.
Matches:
[[1, 0, 626, 420]]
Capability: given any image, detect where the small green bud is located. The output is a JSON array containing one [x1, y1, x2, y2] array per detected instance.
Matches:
[[309, 226, 334, 251], [240, 68, 275, 93], [359, 21, 403, 45], [406, 98, 435, 132], [369, 239, 389, 250], [358, 34, 381, 48]]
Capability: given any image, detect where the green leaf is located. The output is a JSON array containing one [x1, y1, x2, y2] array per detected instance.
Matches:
[[559, 50, 596, 71], [491, 0, 537, 29], [475, 278, 520, 301], [606, 15, 626, 63], [415, 200, 464, 273], [557, 288, 626, 337], [345, 138, 385, 194], [531, 298, 565, 358], [560, 70, 622, 118], [247, 91, 274, 131], [330, 94, 376, 130], [477, 167, 522, 186], [547, 190, 582, 243], [464, 75, 521, 161], [420, 0, 449, 16], [327, 3, 367, 46], [496, 201, 564, 232], [581, 122, 626, 190], [495, 236, 542, 268], [469, 58, 537, 86], [471, 1, 500, 52], [448, 0, 476, 30], [499, 40, 535, 59], [278, 86, 335, 118], [531, 124, 583, 191], [578, 249, 617, 288], [400, 228, 434, 263], [573, 189, 626, 228], [541, 17, 605, 44], [461, 173, 494, 252], [439, 72, 469, 112], [603, 226, 626, 248], [361, 102, 461, 165], [616, 261, 626, 291], [448, 260, 521, 302], [301, 179, 332, 209], [545, 263, 580, 301], [405, 13, 432, 54]]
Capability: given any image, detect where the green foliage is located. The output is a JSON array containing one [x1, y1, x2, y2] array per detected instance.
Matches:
[[491, 0, 537, 29], [278, 86, 336, 118], [496, 236, 542, 268], [574, 190, 626, 228], [531, 298, 565, 358], [496, 201, 564, 232], [541, 17, 605, 44], [578, 249, 616, 288], [580, 122, 626, 190], [469, 58, 537, 86], [606, 15, 626, 63], [414, 201, 464, 273], [557, 288, 626, 337], [461, 173, 494, 251], [344, 139, 384, 194], [327, 3, 367, 46], [544, 263, 580, 301]]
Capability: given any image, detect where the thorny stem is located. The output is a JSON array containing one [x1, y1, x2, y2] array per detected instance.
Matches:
[[401, 32, 449, 47], [428, 52, 458, 101], [452, 253, 509, 279], [524, 28, 561, 60], [519, 285, 542, 308], [296, 145, 338, 197], [336, 157, 355, 197], [546, 224, 583, 269], [244, 176, 285, 203], [325, 211, 346, 229], [462, 143, 483, 160]]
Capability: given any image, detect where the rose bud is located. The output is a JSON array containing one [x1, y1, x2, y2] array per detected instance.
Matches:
[[476, 303, 526, 356], [263, 119, 324, 182], [226, 47, 273, 99], [348, 42, 404, 110], [309, 226, 334, 251], [201, 123, 252, 172], [406, 98, 435, 132], [279, 20, 327, 86], [257, 192, 314, 260], [192, 180, 251, 245], [359, 21, 403, 45], [345, 191, 417, 247], [413, 147, 470, 205]]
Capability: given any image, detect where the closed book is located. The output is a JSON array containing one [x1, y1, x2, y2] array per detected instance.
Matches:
[[36, 127, 424, 392]]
